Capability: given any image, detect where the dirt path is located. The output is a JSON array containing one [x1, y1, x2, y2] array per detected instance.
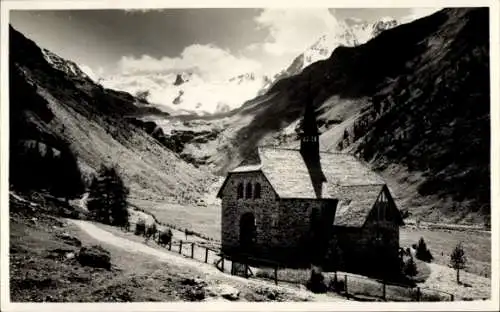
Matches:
[[70, 219, 346, 302]]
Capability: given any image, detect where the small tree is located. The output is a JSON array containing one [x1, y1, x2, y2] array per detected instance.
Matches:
[[87, 164, 129, 226], [415, 237, 433, 262], [158, 229, 173, 247], [306, 268, 327, 293], [135, 219, 146, 236], [404, 255, 418, 278], [450, 243, 467, 284]]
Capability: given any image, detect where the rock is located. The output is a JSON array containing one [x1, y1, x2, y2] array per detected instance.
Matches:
[[77, 245, 111, 270], [57, 232, 82, 247], [206, 284, 240, 301], [65, 252, 76, 260], [46, 247, 74, 259], [181, 277, 206, 288], [185, 288, 205, 301]]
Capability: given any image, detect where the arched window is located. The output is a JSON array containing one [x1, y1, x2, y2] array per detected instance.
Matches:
[[254, 183, 261, 199], [245, 182, 253, 199], [237, 183, 244, 199]]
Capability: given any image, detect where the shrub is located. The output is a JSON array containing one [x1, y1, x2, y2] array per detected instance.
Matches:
[[415, 237, 433, 262], [158, 229, 172, 246], [404, 255, 418, 277], [145, 223, 157, 240], [306, 269, 327, 293], [135, 219, 146, 236]]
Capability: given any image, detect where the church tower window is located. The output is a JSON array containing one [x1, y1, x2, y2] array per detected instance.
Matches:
[[245, 182, 253, 199]]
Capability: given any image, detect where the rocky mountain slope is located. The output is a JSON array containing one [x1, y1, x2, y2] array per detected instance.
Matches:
[[163, 8, 489, 224], [9, 25, 216, 203]]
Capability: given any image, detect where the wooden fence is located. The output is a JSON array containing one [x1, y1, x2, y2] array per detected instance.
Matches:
[[328, 272, 455, 302], [120, 222, 459, 302]]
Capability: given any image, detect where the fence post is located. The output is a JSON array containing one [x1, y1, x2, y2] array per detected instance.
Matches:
[[168, 240, 172, 251], [179, 241, 183, 254], [245, 263, 249, 278], [450, 294, 454, 301], [231, 261, 234, 275], [191, 243, 195, 259], [382, 280, 386, 301], [416, 287, 421, 302], [345, 275, 348, 296], [205, 248, 209, 263], [274, 265, 278, 285]]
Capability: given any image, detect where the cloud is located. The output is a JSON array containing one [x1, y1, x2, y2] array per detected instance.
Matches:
[[253, 8, 342, 56], [117, 44, 262, 81], [402, 7, 442, 23]]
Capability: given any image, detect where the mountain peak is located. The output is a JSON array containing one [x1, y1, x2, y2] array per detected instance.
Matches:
[[41, 48, 90, 81], [269, 16, 400, 83]]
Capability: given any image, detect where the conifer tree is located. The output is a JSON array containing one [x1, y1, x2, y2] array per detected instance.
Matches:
[[87, 164, 129, 226], [415, 237, 434, 262], [450, 243, 467, 284]]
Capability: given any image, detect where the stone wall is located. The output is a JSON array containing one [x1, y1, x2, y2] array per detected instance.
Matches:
[[220, 171, 338, 265], [332, 220, 400, 276], [220, 171, 279, 257], [220, 171, 401, 273], [272, 199, 336, 263]]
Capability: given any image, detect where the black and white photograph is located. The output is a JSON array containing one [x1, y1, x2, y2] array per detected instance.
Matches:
[[1, 0, 498, 310]]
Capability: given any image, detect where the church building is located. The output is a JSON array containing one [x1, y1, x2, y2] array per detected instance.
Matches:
[[216, 97, 404, 276]]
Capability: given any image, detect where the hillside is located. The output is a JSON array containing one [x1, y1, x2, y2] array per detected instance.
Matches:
[[158, 8, 489, 224], [9, 25, 216, 203]]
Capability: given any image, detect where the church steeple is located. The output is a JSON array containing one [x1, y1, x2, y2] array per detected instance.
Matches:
[[300, 77, 319, 159]]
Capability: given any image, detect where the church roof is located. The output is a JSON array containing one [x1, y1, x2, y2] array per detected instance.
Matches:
[[333, 184, 385, 227], [218, 146, 393, 227], [255, 147, 385, 199]]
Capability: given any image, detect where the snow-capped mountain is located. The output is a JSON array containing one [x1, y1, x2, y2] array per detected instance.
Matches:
[[100, 71, 270, 115], [42, 48, 92, 81], [268, 17, 400, 84], [98, 16, 399, 116]]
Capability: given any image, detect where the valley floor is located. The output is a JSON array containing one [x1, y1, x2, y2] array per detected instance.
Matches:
[[8, 192, 491, 303], [70, 219, 346, 302], [131, 198, 492, 278], [8, 198, 344, 303]]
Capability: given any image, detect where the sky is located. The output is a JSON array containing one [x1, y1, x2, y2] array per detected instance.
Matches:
[[9, 7, 441, 81]]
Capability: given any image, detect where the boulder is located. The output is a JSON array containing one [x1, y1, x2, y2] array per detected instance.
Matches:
[[206, 284, 240, 301], [65, 252, 76, 260], [57, 232, 82, 247], [77, 245, 111, 270], [46, 247, 74, 260], [181, 277, 207, 288]]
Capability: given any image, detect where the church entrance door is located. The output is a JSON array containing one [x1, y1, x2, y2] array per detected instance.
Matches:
[[239, 212, 256, 253]]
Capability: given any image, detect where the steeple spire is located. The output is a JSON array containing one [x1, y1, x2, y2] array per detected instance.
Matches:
[[300, 73, 319, 159]]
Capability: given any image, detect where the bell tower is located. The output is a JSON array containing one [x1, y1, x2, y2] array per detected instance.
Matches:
[[300, 81, 320, 160]]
